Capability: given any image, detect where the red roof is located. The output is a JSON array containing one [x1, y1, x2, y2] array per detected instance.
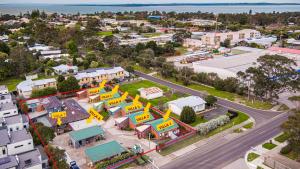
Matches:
[[268, 47, 300, 55]]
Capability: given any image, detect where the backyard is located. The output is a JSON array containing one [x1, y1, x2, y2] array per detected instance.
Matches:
[[120, 80, 187, 106]]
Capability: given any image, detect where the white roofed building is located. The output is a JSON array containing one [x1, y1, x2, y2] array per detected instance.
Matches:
[[75, 67, 126, 86], [17, 78, 57, 99], [139, 87, 163, 100], [52, 64, 78, 75], [167, 96, 206, 116]]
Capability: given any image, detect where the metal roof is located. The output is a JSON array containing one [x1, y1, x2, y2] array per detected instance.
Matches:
[[85, 141, 127, 163], [168, 96, 206, 110], [69, 126, 104, 142], [147, 118, 179, 134], [128, 111, 154, 125]]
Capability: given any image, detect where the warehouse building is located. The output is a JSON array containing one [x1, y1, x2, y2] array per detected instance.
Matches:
[[69, 126, 105, 148]]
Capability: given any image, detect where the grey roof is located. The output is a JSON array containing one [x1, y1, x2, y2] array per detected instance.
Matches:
[[0, 129, 10, 146], [0, 94, 12, 101], [0, 156, 18, 169], [168, 96, 206, 109], [0, 85, 8, 91], [36, 145, 48, 161], [10, 129, 32, 143], [48, 99, 89, 126], [0, 102, 17, 111], [17, 149, 42, 169], [40, 96, 62, 110], [5, 114, 28, 125]]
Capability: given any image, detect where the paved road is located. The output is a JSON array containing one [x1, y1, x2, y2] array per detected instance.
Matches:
[[161, 113, 289, 169], [134, 71, 288, 169], [135, 71, 281, 125]]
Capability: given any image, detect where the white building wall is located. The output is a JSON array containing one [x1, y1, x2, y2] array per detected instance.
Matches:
[[0, 108, 18, 118], [7, 123, 28, 132], [24, 164, 43, 169], [168, 104, 183, 116], [7, 139, 34, 155], [141, 92, 163, 100]]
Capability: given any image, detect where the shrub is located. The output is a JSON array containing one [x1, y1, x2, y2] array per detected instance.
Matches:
[[180, 106, 196, 124], [227, 110, 238, 119], [30, 87, 57, 98], [197, 115, 230, 135], [280, 144, 292, 154], [136, 157, 146, 165]]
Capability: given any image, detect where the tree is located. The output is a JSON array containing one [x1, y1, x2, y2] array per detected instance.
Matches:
[[57, 76, 80, 92], [243, 55, 299, 100], [0, 42, 10, 54], [288, 96, 300, 111], [281, 110, 300, 161], [66, 40, 78, 55], [205, 95, 218, 107], [29, 122, 55, 145], [180, 106, 196, 124], [47, 145, 69, 169], [57, 75, 65, 83], [31, 87, 57, 98], [221, 38, 231, 48]]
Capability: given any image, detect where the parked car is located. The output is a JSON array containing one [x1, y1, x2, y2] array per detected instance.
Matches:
[[70, 161, 80, 169]]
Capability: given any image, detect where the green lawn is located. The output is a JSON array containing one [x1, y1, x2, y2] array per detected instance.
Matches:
[[262, 143, 277, 150], [170, 113, 207, 127], [247, 152, 260, 162], [152, 74, 273, 110], [275, 133, 290, 143], [0, 74, 58, 92], [97, 31, 113, 36], [120, 80, 187, 106], [0, 77, 23, 91], [132, 65, 152, 74], [175, 47, 188, 55], [142, 32, 162, 38], [159, 111, 249, 156], [243, 122, 254, 129]]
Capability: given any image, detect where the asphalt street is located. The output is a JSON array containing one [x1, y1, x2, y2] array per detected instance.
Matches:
[[134, 71, 281, 125], [134, 71, 288, 169]]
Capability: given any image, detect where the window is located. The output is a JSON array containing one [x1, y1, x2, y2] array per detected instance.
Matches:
[[14, 145, 24, 148], [28, 142, 31, 145], [2, 148, 6, 155]]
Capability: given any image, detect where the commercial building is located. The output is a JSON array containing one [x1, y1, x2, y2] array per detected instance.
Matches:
[[17, 78, 57, 98], [69, 126, 105, 148], [75, 67, 126, 87], [85, 141, 127, 165], [139, 87, 163, 100], [201, 29, 261, 47], [167, 96, 206, 116], [52, 64, 78, 75]]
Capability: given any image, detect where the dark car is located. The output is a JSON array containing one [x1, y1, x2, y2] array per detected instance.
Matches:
[[70, 161, 80, 169]]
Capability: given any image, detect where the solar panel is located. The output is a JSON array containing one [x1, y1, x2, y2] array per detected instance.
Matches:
[[0, 156, 11, 165]]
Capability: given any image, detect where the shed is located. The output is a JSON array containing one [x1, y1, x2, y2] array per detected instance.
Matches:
[[69, 126, 105, 148], [85, 141, 127, 164]]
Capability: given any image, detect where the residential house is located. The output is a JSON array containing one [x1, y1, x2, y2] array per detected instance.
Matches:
[[75, 67, 125, 87], [17, 149, 43, 169], [167, 96, 206, 116], [143, 118, 179, 139], [4, 115, 29, 132], [0, 94, 12, 104], [0, 102, 18, 118], [17, 78, 57, 99], [52, 64, 78, 75], [0, 85, 9, 95], [39, 96, 63, 115], [48, 99, 90, 133], [37, 145, 49, 169], [183, 38, 203, 48]]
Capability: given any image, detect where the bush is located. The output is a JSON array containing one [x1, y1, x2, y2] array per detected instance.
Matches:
[[280, 144, 292, 154], [30, 87, 57, 98], [180, 106, 196, 124], [197, 115, 230, 135], [227, 110, 238, 119], [136, 157, 146, 165]]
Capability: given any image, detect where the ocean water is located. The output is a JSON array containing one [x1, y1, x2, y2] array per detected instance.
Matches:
[[0, 4, 300, 15]]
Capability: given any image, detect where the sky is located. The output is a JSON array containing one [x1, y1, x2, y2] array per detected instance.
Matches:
[[1, 0, 299, 4]]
